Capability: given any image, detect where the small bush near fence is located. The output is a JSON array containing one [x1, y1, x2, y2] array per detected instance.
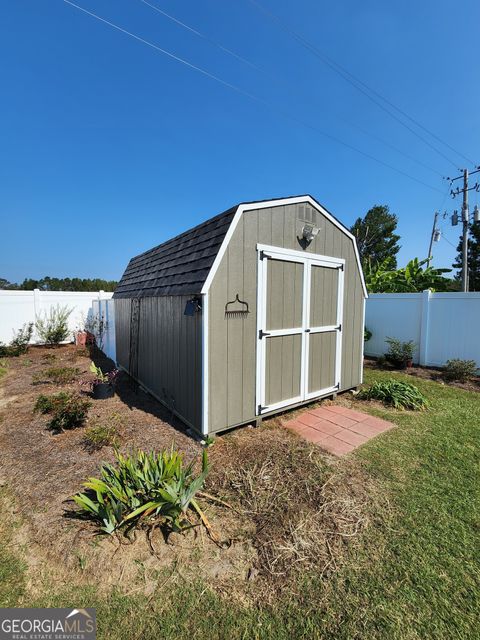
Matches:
[[34, 391, 91, 431], [73, 448, 209, 536], [35, 305, 73, 345], [0, 323, 34, 357], [359, 379, 428, 410], [443, 359, 478, 383], [384, 337, 417, 369]]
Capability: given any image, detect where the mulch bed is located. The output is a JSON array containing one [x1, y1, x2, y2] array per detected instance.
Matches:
[[364, 357, 480, 393]]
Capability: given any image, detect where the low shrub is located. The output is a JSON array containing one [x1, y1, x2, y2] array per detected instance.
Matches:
[[34, 391, 91, 431], [384, 337, 416, 369], [73, 448, 209, 535], [358, 379, 428, 410], [443, 359, 478, 383], [0, 323, 34, 357], [42, 353, 57, 364], [364, 327, 372, 342], [33, 366, 80, 385], [35, 305, 72, 345], [83, 423, 119, 451]]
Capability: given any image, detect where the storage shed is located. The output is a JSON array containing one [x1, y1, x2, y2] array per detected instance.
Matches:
[[114, 195, 367, 436]]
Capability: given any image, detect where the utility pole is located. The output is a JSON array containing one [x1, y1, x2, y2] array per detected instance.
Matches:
[[427, 211, 439, 267], [448, 165, 480, 292], [461, 169, 469, 292]]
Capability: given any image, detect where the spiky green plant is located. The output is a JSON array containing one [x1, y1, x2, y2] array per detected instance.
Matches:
[[73, 448, 209, 535], [358, 379, 428, 410]]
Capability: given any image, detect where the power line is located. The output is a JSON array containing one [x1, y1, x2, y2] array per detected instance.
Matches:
[[246, 0, 473, 169], [61, 0, 443, 194], [139, 0, 443, 177], [443, 234, 458, 249], [138, 0, 263, 73]]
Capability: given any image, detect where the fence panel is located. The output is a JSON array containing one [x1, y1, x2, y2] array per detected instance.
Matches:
[[91, 298, 116, 363], [365, 291, 480, 368], [0, 289, 113, 346], [365, 294, 423, 361], [427, 293, 480, 366]]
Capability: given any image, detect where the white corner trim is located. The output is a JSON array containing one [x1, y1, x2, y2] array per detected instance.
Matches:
[[360, 297, 366, 384], [200, 196, 368, 298], [201, 291, 209, 435]]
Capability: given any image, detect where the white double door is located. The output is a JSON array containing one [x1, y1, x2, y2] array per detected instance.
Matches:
[[256, 244, 344, 415]]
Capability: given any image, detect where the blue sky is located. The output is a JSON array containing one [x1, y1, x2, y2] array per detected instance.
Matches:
[[1, 0, 478, 282]]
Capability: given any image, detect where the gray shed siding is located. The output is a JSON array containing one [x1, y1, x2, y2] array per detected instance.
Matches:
[[208, 202, 364, 434], [115, 295, 202, 431]]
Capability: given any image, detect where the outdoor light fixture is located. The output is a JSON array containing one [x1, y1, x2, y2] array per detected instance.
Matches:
[[184, 297, 202, 316], [474, 205, 480, 223], [302, 224, 319, 243]]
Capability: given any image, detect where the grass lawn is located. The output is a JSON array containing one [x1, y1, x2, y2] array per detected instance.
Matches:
[[1, 368, 479, 639]]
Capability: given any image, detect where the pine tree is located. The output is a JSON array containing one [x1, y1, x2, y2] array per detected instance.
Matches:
[[350, 205, 401, 269], [453, 223, 480, 291]]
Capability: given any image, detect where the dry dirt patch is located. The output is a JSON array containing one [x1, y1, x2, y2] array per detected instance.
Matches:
[[0, 345, 385, 602]]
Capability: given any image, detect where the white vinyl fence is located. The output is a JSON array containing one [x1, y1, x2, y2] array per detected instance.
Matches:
[[365, 291, 480, 367], [0, 289, 114, 359], [91, 297, 116, 363]]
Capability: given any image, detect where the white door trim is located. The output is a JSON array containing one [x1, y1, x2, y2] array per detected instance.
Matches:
[[304, 263, 344, 400], [258, 243, 346, 267], [256, 246, 344, 415]]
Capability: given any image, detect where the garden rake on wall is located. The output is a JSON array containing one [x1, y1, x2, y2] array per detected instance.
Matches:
[[224, 293, 250, 319]]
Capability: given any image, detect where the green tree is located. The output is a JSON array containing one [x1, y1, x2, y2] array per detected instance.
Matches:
[[453, 223, 480, 291], [351, 205, 401, 269], [365, 258, 452, 293], [0, 278, 17, 289], [16, 277, 118, 291]]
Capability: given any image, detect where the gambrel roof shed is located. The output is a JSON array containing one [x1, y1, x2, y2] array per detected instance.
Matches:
[[114, 195, 367, 436]]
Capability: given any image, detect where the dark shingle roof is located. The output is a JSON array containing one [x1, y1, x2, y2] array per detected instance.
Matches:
[[113, 205, 237, 298]]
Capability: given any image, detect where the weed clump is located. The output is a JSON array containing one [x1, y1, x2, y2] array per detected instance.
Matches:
[[33, 366, 80, 385]]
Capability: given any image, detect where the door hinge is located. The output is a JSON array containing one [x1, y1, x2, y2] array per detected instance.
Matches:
[[258, 404, 268, 414], [336, 324, 342, 331], [258, 329, 271, 339], [305, 328, 310, 333], [259, 250, 266, 261], [338, 264, 344, 271]]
